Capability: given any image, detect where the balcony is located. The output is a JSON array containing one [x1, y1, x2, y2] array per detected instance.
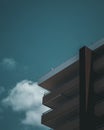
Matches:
[[93, 53, 104, 76], [39, 61, 79, 91], [95, 101, 104, 117], [93, 44, 104, 58], [43, 76, 79, 108], [94, 76, 104, 103], [94, 76, 104, 94], [42, 96, 79, 128], [54, 117, 80, 130]]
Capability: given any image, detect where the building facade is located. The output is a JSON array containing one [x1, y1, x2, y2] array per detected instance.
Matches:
[[38, 43, 104, 130]]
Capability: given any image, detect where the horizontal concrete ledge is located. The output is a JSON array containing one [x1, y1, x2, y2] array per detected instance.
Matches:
[[43, 76, 79, 108], [55, 118, 80, 130], [95, 101, 104, 116], [94, 76, 104, 94], [42, 96, 79, 123]]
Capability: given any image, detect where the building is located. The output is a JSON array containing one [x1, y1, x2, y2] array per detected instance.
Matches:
[[38, 41, 104, 130]]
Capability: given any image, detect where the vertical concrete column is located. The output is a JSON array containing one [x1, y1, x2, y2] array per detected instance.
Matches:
[[79, 46, 95, 130]]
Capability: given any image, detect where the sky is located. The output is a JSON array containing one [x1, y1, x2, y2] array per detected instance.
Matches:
[[0, 0, 104, 130]]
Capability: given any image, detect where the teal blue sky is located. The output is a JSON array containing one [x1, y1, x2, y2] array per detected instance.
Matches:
[[0, 0, 104, 130]]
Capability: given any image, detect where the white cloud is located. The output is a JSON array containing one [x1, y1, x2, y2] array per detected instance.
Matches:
[[22, 110, 41, 125], [2, 80, 50, 126], [22, 105, 49, 126], [0, 58, 17, 70]]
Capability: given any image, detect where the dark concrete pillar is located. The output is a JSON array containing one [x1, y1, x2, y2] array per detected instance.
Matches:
[[79, 46, 95, 130]]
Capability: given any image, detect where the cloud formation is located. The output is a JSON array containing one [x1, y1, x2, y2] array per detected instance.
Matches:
[[2, 80, 49, 126], [0, 58, 17, 70], [22, 110, 41, 125]]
